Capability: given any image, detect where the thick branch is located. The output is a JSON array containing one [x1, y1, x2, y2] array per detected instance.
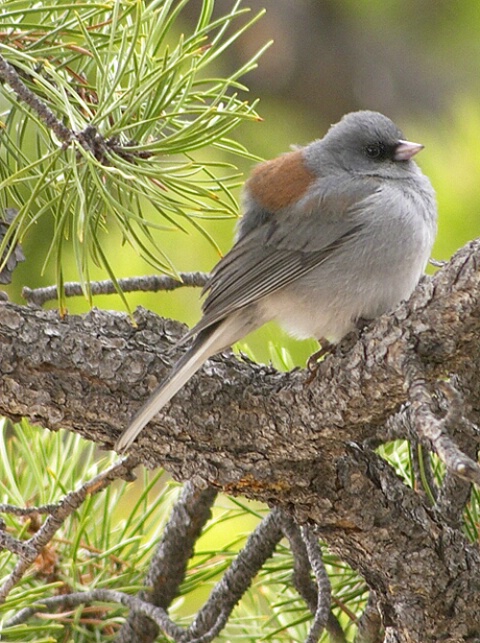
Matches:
[[1, 239, 480, 641], [1, 240, 478, 484]]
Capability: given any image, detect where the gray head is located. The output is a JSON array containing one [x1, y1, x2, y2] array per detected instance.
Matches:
[[305, 110, 424, 179]]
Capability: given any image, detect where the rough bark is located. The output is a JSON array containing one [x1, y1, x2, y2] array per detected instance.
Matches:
[[1, 239, 480, 642]]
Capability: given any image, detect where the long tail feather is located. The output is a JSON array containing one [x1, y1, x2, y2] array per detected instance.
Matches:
[[115, 315, 248, 451]]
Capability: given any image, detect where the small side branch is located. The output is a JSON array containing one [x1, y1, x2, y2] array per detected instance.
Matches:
[[0, 455, 139, 603], [22, 272, 209, 306], [116, 482, 218, 643], [301, 525, 331, 643], [0, 54, 73, 145], [279, 513, 346, 643], [186, 508, 283, 642], [0, 54, 158, 163], [3, 589, 186, 639], [407, 362, 480, 486], [433, 380, 478, 527]]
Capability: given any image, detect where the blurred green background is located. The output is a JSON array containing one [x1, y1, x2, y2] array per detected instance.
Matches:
[[4, 0, 480, 369]]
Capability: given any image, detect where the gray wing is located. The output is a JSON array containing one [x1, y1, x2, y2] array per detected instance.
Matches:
[[186, 176, 379, 338]]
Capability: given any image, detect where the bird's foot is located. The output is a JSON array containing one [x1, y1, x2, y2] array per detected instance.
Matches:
[[304, 338, 335, 385]]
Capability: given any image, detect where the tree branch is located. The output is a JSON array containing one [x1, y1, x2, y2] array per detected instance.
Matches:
[[3, 589, 186, 638], [1, 238, 480, 640], [300, 526, 331, 643], [0, 455, 139, 603], [22, 272, 209, 306], [116, 481, 217, 643], [406, 363, 480, 484], [279, 513, 347, 643], [2, 239, 479, 486], [186, 508, 283, 641], [0, 54, 73, 145], [0, 54, 156, 163]]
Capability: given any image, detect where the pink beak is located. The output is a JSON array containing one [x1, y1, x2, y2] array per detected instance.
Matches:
[[394, 139, 424, 161]]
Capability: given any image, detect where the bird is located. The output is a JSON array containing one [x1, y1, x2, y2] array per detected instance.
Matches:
[[115, 110, 437, 451]]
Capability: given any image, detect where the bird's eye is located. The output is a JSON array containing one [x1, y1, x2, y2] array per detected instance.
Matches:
[[364, 143, 385, 160]]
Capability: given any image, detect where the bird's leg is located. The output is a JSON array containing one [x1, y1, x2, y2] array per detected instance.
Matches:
[[307, 338, 335, 371], [355, 316, 373, 331], [305, 319, 373, 385], [304, 338, 335, 385]]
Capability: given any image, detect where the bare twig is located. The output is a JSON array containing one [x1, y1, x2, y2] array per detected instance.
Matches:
[[0, 455, 139, 603], [301, 526, 331, 643], [23, 272, 209, 306], [279, 513, 346, 643], [0, 54, 73, 144], [3, 589, 185, 639], [116, 482, 217, 643], [186, 508, 283, 642], [0, 530, 36, 558], [0, 503, 61, 515], [354, 593, 383, 643], [407, 361, 480, 485], [279, 513, 318, 612]]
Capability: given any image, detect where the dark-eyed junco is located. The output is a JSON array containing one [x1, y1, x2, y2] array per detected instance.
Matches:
[[115, 110, 437, 451]]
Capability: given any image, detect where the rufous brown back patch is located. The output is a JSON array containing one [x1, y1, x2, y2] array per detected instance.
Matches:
[[247, 149, 314, 212]]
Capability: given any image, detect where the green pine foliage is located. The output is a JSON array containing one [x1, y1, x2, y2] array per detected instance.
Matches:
[[0, 0, 268, 310], [0, 419, 171, 640], [0, 420, 364, 641]]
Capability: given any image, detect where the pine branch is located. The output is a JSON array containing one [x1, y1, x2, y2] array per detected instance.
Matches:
[[0, 455, 139, 603], [279, 513, 347, 643], [22, 272, 209, 306], [1, 237, 480, 639], [0, 54, 73, 145], [0, 0, 265, 307], [116, 481, 217, 643], [301, 526, 331, 643], [186, 508, 283, 641], [3, 589, 185, 638], [407, 365, 480, 485]]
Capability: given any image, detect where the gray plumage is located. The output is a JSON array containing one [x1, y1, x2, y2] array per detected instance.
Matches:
[[115, 110, 437, 451]]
